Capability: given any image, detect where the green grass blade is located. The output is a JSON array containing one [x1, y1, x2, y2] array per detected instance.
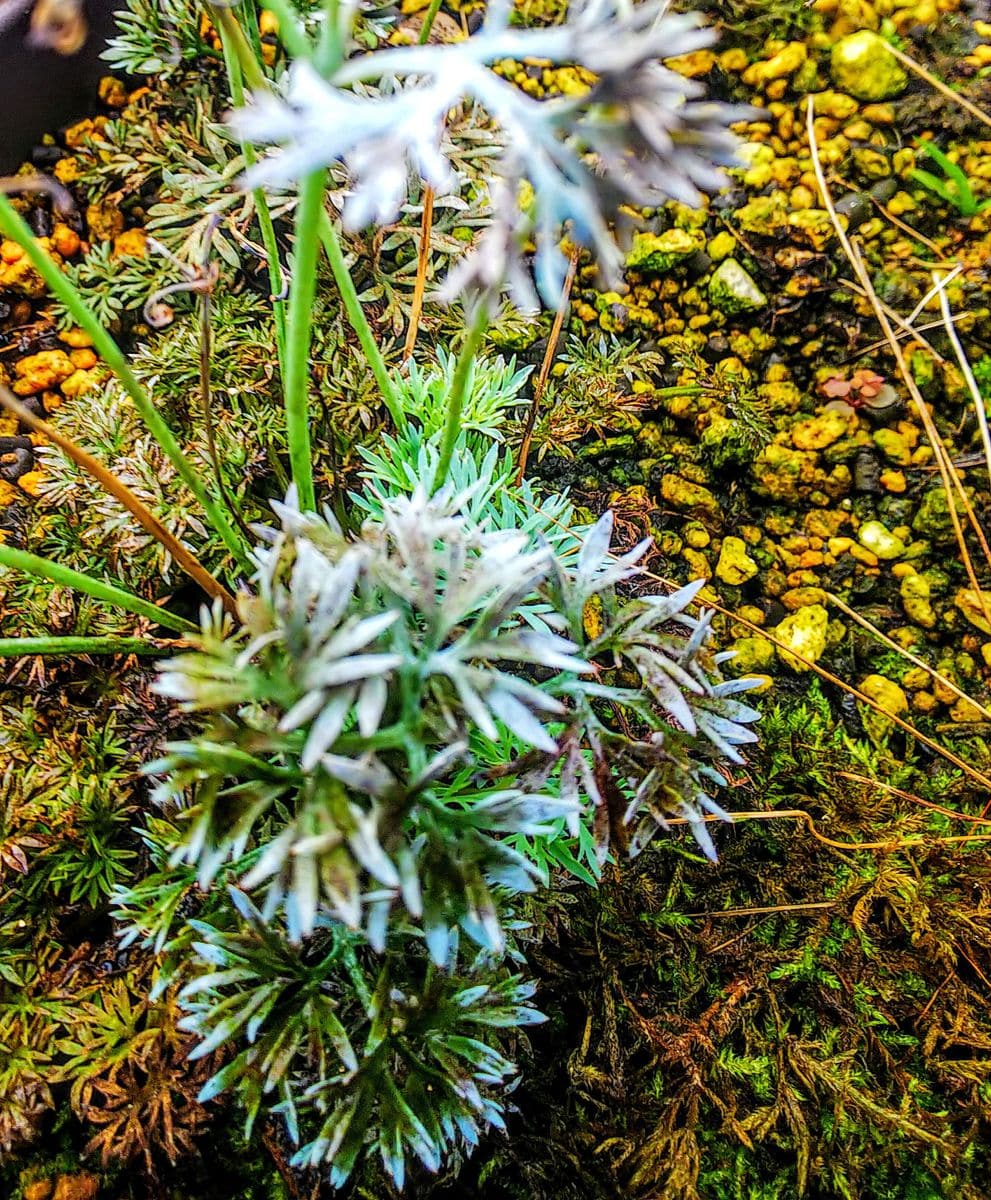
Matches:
[[917, 141, 958, 178], [317, 209, 405, 432], [0, 636, 165, 657], [283, 170, 328, 512], [0, 543, 198, 634], [0, 193, 251, 574], [909, 169, 956, 204], [316, 0, 345, 75], [418, 0, 444, 42]]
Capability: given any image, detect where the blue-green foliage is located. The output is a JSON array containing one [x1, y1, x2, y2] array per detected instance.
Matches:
[[116, 446, 759, 1186]]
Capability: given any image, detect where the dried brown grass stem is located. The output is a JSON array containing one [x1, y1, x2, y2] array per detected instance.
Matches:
[[515, 246, 580, 484], [806, 98, 991, 635], [402, 184, 435, 362], [0, 385, 237, 614]]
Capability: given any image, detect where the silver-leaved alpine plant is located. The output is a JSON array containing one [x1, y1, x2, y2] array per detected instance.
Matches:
[[107, 0, 759, 1189], [117, 471, 759, 1187], [232, 0, 748, 308], [153, 485, 759, 949]]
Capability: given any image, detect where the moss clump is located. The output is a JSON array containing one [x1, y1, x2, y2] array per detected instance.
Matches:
[[449, 684, 991, 1200], [830, 31, 908, 101], [625, 229, 706, 273]]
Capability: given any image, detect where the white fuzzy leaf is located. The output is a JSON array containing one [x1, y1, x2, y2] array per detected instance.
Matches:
[[301, 688, 356, 770], [486, 688, 558, 752]]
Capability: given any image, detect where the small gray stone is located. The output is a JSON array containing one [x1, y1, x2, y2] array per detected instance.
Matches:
[[0, 447, 33, 482], [707, 258, 767, 315]]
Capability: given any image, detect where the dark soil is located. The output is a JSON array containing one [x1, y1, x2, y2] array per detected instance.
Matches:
[[0, 0, 121, 172]]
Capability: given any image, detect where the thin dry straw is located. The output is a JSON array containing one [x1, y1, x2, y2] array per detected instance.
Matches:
[[885, 39, 991, 134], [661, 808, 991, 854], [805, 97, 991, 634], [0, 385, 237, 614], [931, 271, 991, 485], [403, 185, 435, 362], [516, 246, 580, 484], [826, 592, 991, 723]]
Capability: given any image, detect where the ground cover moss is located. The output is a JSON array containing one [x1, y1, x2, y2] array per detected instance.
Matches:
[[422, 682, 991, 1200]]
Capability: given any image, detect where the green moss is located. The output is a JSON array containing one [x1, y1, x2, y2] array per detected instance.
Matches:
[[829, 32, 908, 101], [626, 228, 706, 273], [454, 683, 991, 1200]]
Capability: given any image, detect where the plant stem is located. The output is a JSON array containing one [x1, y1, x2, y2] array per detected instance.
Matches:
[[283, 170, 327, 512], [205, 2, 267, 91], [0, 194, 250, 574], [257, 0, 311, 58], [0, 545, 197, 634], [418, 0, 444, 43], [221, 0, 405, 444], [653, 385, 709, 398], [435, 301, 489, 485], [316, 0, 345, 75], [219, 22, 287, 369], [316, 209, 405, 431], [0, 637, 164, 657], [0, 385, 237, 613]]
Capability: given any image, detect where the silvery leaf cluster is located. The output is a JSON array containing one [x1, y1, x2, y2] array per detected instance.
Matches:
[[173, 888, 542, 1190], [152, 486, 759, 966], [231, 0, 746, 307]]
